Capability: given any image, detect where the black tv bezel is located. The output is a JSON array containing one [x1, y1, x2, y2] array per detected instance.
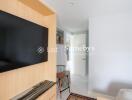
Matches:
[[0, 10, 49, 73]]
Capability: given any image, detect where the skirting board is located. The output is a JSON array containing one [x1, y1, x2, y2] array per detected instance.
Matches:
[[87, 91, 115, 100]]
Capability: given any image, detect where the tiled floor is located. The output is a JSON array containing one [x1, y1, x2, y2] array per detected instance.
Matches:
[[57, 74, 88, 100]]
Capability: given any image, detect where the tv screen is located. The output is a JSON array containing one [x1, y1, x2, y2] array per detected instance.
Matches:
[[0, 11, 48, 73]]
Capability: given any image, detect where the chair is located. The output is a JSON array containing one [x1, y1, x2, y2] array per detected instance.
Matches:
[[57, 65, 70, 96]]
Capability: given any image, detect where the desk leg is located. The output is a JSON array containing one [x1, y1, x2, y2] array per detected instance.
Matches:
[[58, 78, 62, 98]]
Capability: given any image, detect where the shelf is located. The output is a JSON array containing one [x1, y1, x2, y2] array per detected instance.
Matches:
[[11, 80, 56, 100]]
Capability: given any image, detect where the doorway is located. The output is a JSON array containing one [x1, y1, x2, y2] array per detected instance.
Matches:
[[67, 32, 88, 96]]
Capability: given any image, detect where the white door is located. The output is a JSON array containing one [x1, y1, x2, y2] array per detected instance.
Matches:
[[71, 33, 87, 76]]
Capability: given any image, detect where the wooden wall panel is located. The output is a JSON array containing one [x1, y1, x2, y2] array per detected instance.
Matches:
[[20, 0, 54, 16], [37, 85, 56, 100], [0, 0, 56, 99]]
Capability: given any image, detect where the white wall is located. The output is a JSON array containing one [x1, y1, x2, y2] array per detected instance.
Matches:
[[57, 44, 66, 65], [57, 31, 73, 67], [89, 13, 132, 96], [57, 31, 70, 66], [65, 33, 73, 71]]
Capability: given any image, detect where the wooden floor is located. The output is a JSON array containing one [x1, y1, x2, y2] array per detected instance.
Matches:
[[67, 93, 96, 100]]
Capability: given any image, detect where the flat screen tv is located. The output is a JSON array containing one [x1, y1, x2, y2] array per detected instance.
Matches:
[[0, 11, 48, 73]]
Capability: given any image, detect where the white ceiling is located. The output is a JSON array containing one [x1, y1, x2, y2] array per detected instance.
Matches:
[[43, 0, 132, 32]]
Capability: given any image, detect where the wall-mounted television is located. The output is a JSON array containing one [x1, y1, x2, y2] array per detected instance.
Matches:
[[0, 11, 48, 73]]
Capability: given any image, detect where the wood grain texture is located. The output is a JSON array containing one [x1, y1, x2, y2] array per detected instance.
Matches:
[[37, 85, 56, 100], [20, 0, 54, 16], [67, 93, 96, 100], [0, 0, 56, 100]]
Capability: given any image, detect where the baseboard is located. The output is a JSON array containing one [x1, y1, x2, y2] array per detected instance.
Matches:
[[87, 91, 115, 100]]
